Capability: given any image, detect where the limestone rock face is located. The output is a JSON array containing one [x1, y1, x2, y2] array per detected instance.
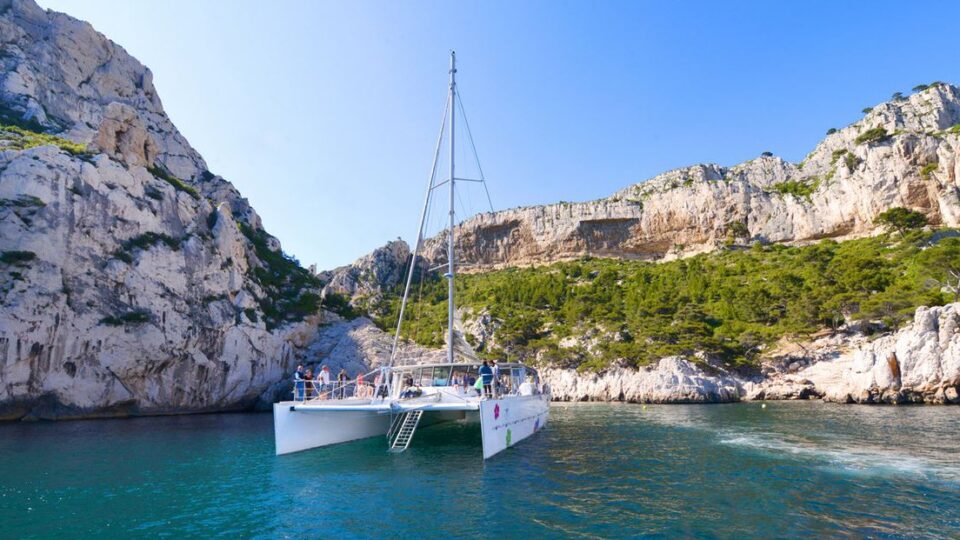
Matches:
[[322, 239, 411, 307], [423, 85, 960, 268], [0, 1, 320, 420], [0, 0, 203, 179], [794, 304, 960, 404], [543, 357, 743, 403], [91, 102, 158, 167]]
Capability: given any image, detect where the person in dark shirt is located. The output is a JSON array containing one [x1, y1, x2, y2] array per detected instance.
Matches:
[[293, 364, 305, 400], [478, 361, 493, 399], [337, 368, 348, 399]]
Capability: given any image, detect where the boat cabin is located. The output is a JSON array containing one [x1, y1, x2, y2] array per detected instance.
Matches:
[[388, 362, 542, 399]]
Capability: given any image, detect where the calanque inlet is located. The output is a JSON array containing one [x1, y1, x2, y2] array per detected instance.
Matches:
[[2, 0, 960, 421]]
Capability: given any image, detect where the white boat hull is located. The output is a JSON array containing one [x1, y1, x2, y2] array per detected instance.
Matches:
[[273, 402, 391, 455], [479, 394, 550, 459], [273, 392, 550, 458]]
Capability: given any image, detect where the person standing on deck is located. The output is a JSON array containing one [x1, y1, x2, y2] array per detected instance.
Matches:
[[304, 368, 314, 398], [337, 368, 348, 399], [319, 366, 331, 400], [490, 359, 501, 398], [293, 364, 305, 400], [479, 361, 493, 399]]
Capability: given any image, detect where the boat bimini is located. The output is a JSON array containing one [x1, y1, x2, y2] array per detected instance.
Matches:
[[273, 52, 550, 459]]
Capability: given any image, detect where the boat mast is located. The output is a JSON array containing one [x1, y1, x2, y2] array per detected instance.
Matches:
[[446, 51, 456, 364]]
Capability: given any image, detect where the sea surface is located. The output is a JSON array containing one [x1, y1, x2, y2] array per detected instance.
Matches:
[[1, 402, 958, 539]]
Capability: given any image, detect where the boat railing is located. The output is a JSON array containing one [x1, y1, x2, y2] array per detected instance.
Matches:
[[290, 366, 545, 403], [291, 367, 390, 403]]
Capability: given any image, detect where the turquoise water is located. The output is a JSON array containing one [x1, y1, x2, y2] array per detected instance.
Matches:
[[1, 402, 958, 538]]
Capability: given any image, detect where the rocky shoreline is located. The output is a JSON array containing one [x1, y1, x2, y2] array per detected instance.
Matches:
[[544, 303, 960, 405]]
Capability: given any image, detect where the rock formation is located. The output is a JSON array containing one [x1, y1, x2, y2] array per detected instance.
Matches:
[[0, 0, 322, 420], [543, 303, 960, 404], [321, 239, 411, 308], [423, 84, 960, 268], [755, 303, 960, 404], [543, 357, 743, 403]]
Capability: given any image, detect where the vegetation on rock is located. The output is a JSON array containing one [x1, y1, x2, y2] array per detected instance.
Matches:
[[0, 250, 37, 265], [99, 310, 151, 326], [238, 222, 324, 330], [147, 165, 200, 200], [0, 124, 87, 155], [113, 232, 181, 263], [855, 127, 889, 145], [875, 207, 928, 236], [770, 179, 817, 199], [376, 230, 957, 371]]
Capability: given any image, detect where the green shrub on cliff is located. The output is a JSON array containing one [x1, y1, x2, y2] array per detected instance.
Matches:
[[100, 310, 151, 326], [875, 207, 927, 236], [376, 230, 957, 370], [0, 250, 37, 265], [770, 179, 817, 199], [855, 127, 889, 145], [148, 165, 200, 200], [0, 124, 88, 156], [238, 222, 325, 330]]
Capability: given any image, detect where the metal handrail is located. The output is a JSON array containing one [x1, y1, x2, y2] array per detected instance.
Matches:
[[291, 366, 391, 403], [290, 366, 542, 403]]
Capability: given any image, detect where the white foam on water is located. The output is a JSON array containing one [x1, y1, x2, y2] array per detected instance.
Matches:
[[718, 431, 960, 484]]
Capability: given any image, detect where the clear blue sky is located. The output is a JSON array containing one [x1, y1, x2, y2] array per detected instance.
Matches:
[[40, 0, 960, 270]]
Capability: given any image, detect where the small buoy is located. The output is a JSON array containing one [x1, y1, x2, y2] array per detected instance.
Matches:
[[642, 405, 647, 410], [761, 403, 767, 409]]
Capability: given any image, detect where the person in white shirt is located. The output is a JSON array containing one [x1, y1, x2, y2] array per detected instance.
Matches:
[[318, 365, 332, 399]]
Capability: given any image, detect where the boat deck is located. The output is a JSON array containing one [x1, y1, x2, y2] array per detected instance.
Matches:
[[287, 387, 484, 413]]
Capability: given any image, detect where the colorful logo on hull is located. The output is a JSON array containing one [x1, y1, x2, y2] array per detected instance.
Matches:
[[493, 403, 500, 420], [506, 428, 512, 446]]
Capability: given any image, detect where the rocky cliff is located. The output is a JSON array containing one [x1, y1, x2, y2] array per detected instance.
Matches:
[[424, 84, 960, 268], [0, 0, 326, 420]]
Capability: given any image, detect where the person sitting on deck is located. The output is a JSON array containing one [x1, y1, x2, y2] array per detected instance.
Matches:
[[519, 376, 536, 396], [465, 373, 477, 396], [319, 366, 331, 400], [479, 361, 493, 399], [374, 372, 386, 398], [293, 364, 305, 400], [356, 371, 367, 398]]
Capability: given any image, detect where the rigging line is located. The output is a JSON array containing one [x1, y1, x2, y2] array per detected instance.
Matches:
[[390, 93, 449, 364], [456, 90, 495, 213]]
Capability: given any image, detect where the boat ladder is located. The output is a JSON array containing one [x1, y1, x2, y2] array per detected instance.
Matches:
[[388, 410, 423, 453]]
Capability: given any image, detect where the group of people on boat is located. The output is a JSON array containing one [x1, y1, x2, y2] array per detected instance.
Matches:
[[292, 359, 543, 402], [293, 364, 381, 400]]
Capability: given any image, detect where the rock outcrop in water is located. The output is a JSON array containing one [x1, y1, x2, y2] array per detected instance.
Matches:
[[754, 303, 960, 404], [0, 0, 325, 420], [423, 84, 960, 268]]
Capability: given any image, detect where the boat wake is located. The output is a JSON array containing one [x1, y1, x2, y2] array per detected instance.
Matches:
[[717, 431, 960, 484]]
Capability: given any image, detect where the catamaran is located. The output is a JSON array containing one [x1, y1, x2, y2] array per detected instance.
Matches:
[[273, 52, 550, 459]]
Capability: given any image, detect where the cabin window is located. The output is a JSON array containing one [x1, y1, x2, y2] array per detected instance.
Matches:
[[418, 367, 434, 386], [450, 365, 477, 386], [433, 366, 451, 386]]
